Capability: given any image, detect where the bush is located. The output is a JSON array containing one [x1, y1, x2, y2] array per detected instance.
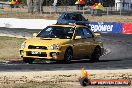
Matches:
[[20, 0, 26, 5]]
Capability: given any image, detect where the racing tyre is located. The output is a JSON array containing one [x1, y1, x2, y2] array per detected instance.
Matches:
[[80, 77, 90, 86], [23, 58, 35, 64], [91, 47, 101, 62], [64, 48, 73, 63]]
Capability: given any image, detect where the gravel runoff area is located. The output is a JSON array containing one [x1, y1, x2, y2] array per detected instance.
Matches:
[[0, 28, 132, 87], [0, 70, 132, 88]]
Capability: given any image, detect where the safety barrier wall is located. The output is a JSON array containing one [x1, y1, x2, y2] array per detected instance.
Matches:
[[89, 22, 122, 33], [0, 18, 57, 29], [0, 18, 132, 34]]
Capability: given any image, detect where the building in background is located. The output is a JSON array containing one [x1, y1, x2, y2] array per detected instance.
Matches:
[[115, 0, 132, 11]]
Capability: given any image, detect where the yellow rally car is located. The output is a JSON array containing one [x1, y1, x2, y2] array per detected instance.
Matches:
[[19, 24, 104, 64]]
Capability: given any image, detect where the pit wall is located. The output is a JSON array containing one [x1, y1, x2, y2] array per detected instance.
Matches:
[[0, 18, 132, 34]]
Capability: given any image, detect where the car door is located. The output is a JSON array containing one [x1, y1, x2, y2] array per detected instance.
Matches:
[[82, 27, 95, 56], [72, 27, 86, 58]]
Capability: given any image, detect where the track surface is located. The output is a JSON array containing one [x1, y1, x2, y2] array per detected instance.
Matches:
[[0, 28, 132, 71]]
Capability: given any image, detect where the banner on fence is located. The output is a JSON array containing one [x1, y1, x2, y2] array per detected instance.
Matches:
[[122, 23, 132, 34], [89, 22, 122, 33]]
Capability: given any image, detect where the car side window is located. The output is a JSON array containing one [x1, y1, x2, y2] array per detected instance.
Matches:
[[75, 14, 82, 21], [64, 14, 70, 20], [70, 14, 78, 21], [75, 28, 85, 39], [82, 28, 93, 38]]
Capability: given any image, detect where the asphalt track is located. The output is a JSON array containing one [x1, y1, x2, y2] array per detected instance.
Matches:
[[0, 27, 132, 71]]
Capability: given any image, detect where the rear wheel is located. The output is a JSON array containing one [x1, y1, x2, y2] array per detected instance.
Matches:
[[90, 47, 101, 62], [64, 48, 73, 63], [23, 58, 35, 64]]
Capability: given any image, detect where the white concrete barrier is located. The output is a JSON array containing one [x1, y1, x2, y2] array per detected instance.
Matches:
[[0, 18, 57, 29]]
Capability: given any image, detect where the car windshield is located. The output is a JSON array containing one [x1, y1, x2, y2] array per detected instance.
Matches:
[[37, 26, 73, 39]]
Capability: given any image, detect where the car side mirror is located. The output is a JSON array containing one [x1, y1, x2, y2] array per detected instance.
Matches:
[[75, 36, 81, 40], [94, 32, 101, 38], [32, 33, 37, 37]]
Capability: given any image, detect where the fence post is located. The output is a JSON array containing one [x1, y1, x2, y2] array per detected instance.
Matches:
[[40, 0, 41, 14], [120, 6, 122, 16], [83, 6, 84, 15], [65, 5, 67, 12], [50, 6, 52, 15], [1, 4, 4, 9], [107, 7, 109, 16], [10, 6, 12, 13]]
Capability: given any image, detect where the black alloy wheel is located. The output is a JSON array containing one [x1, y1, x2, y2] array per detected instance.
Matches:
[[91, 47, 101, 62], [64, 48, 73, 63]]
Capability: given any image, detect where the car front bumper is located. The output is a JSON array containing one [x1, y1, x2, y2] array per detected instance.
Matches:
[[19, 49, 65, 60]]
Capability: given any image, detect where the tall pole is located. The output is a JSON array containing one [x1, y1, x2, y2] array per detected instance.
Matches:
[[53, 0, 58, 12], [40, 0, 41, 13]]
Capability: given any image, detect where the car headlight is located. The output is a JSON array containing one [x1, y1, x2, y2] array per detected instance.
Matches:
[[51, 44, 59, 50], [21, 42, 26, 49]]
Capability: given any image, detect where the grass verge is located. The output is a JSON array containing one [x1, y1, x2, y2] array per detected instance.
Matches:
[[0, 36, 25, 61]]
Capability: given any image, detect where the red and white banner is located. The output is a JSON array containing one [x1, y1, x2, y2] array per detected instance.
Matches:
[[122, 23, 132, 34]]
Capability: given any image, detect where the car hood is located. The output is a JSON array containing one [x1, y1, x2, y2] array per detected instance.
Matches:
[[25, 38, 71, 47]]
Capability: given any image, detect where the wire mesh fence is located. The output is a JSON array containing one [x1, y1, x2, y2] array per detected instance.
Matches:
[[0, 1, 132, 18]]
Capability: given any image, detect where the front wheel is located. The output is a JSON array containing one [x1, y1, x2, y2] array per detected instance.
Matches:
[[23, 58, 35, 64], [64, 48, 73, 63]]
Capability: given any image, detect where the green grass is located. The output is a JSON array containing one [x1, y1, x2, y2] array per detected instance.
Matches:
[[0, 36, 25, 60]]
